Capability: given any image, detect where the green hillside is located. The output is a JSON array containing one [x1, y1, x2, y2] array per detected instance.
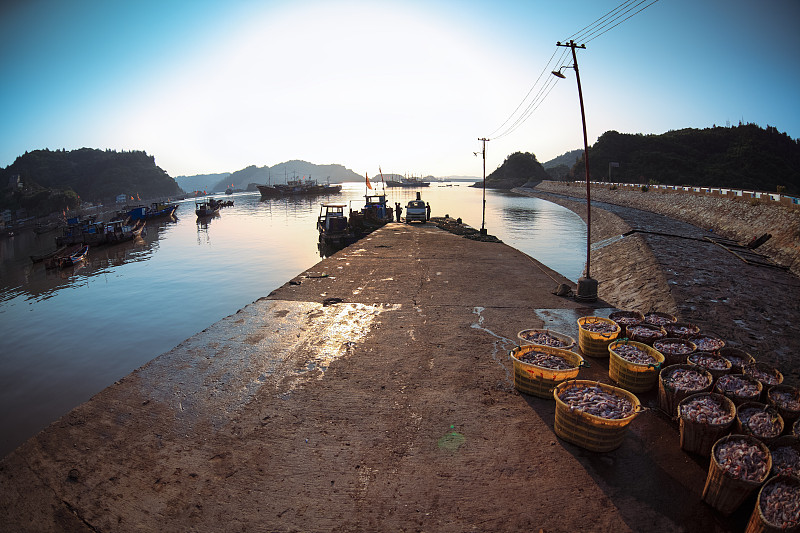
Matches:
[[1, 148, 181, 212], [480, 152, 550, 189], [577, 124, 800, 194]]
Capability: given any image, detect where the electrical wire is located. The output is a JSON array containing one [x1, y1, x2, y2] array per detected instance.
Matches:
[[482, 0, 659, 142]]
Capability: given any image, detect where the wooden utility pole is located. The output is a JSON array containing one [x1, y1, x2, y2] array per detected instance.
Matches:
[[478, 137, 489, 234]]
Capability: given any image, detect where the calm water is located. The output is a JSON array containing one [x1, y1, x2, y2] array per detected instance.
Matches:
[[0, 182, 585, 457]]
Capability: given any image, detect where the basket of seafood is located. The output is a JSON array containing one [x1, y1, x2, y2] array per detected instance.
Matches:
[[744, 363, 784, 395], [678, 392, 736, 457], [795, 419, 800, 439], [702, 434, 772, 516], [745, 474, 800, 532], [553, 380, 642, 452], [659, 364, 714, 417], [768, 385, 800, 424], [653, 338, 697, 366], [608, 310, 644, 329], [517, 329, 576, 350], [510, 345, 586, 399], [687, 352, 732, 381], [689, 333, 726, 353], [643, 311, 677, 327], [736, 402, 784, 445], [720, 347, 755, 373], [769, 436, 800, 478], [625, 324, 667, 346], [663, 321, 701, 339], [577, 317, 620, 358], [715, 374, 764, 406], [607, 339, 664, 393]]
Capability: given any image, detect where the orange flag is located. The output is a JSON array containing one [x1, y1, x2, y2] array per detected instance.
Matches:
[[366, 172, 373, 190]]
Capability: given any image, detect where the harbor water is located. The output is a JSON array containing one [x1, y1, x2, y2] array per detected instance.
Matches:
[[0, 182, 586, 457]]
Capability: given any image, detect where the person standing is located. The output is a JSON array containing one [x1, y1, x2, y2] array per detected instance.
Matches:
[[426, 202, 431, 221], [395, 202, 402, 222]]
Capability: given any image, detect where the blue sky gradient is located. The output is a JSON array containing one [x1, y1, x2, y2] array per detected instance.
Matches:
[[1, 0, 798, 178]]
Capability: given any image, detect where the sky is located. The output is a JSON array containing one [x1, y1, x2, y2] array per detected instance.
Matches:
[[1, 0, 798, 179]]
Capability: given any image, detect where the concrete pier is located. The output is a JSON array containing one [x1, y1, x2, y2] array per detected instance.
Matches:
[[0, 222, 747, 531]]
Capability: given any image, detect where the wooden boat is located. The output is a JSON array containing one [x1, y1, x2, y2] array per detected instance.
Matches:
[[122, 202, 178, 221], [195, 200, 221, 218], [31, 245, 68, 264], [58, 245, 89, 268], [317, 203, 352, 245]]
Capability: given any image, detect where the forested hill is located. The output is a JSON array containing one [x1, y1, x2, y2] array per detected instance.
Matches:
[[578, 124, 800, 195], [480, 152, 550, 189], [1, 148, 181, 204]]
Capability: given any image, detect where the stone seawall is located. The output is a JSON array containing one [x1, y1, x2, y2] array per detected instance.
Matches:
[[534, 180, 800, 276]]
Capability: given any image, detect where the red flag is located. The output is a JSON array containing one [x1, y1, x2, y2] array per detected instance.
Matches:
[[366, 172, 373, 190]]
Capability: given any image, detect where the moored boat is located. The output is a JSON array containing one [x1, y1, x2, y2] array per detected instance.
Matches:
[[196, 200, 221, 218], [317, 203, 352, 246], [59, 245, 89, 268]]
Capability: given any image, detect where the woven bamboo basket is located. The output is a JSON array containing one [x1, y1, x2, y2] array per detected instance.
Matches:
[[577, 317, 620, 358], [795, 418, 800, 438], [767, 385, 800, 425], [745, 475, 800, 533], [659, 364, 714, 418], [663, 321, 701, 339], [625, 323, 667, 346], [690, 333, 726, 353], [516, 329, 576, 350], [703, 434, 772, 516], [678, 392, 736, 457], [768, 436, 800, 478], [608, 310, 644, 329], [608, 339, 664, 393], [653, 337, 697, 366], [720, 347, 756, 373], [687, 351, 732, 381], [553, 380, 642, 452], [715, 374, 764, 406], [643, 311, 677, 327], [736, 402, 784, 445], [744, 363, 784, 399], [510, 345, 585, 399]]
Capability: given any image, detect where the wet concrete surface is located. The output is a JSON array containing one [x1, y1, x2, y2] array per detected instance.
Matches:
[[0, 221, 780, 531]]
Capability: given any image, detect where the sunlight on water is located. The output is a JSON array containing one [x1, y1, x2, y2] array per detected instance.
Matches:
[[0, 183, 585, 456]]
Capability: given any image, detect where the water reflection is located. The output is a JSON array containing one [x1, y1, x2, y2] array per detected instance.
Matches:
[[0, 184, 587, 458]]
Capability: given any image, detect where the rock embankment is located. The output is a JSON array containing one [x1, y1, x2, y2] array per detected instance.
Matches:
[[514, 181, 800, 385], [534, 180, 800, 276]]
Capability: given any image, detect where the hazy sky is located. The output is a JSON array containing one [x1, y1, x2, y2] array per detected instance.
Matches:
[[1, 0, 798, 179]]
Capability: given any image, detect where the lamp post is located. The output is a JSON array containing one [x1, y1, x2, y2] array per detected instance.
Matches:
[[478, 138, 489, 235], [553, 40, 597, 302]]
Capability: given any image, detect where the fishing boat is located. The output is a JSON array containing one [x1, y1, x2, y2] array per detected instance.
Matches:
[[348, 193, 394, 237], [195, 200, 221, 218], [82, 219, 146, 246], [385, 175, 430, 188], [122, 202, 178, 221], [317, 203, 352, 246], [257, 184, 281, 199], [59, 245, 89, 268]]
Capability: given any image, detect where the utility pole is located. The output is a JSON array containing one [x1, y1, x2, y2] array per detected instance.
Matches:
[[555, 39, 597, 302], [478, 137, 489, 235]]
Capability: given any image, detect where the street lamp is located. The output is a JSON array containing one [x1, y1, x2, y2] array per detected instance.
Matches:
[[552, 40, 598, 302]]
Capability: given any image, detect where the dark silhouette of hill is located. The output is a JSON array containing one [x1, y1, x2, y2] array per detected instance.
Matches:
[[475, 152, 550, 189], [576, 124, 800, 195], [207, 160, 363, 191], [1, 148, 181, 211]]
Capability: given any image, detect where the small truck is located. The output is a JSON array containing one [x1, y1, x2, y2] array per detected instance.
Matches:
[[405, 193, 427, 223]]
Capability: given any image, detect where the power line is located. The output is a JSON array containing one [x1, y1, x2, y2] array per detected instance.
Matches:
[[482, 0, 659, 142]]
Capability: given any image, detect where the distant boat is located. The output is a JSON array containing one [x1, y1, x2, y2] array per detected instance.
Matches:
[[385, 176, 430, 188], [195, 200, 221, 218], [121, 202, 178, 221], [257, 184, 281, 199], [59, 245, 89, 268], [260, 178, 342, 198]]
